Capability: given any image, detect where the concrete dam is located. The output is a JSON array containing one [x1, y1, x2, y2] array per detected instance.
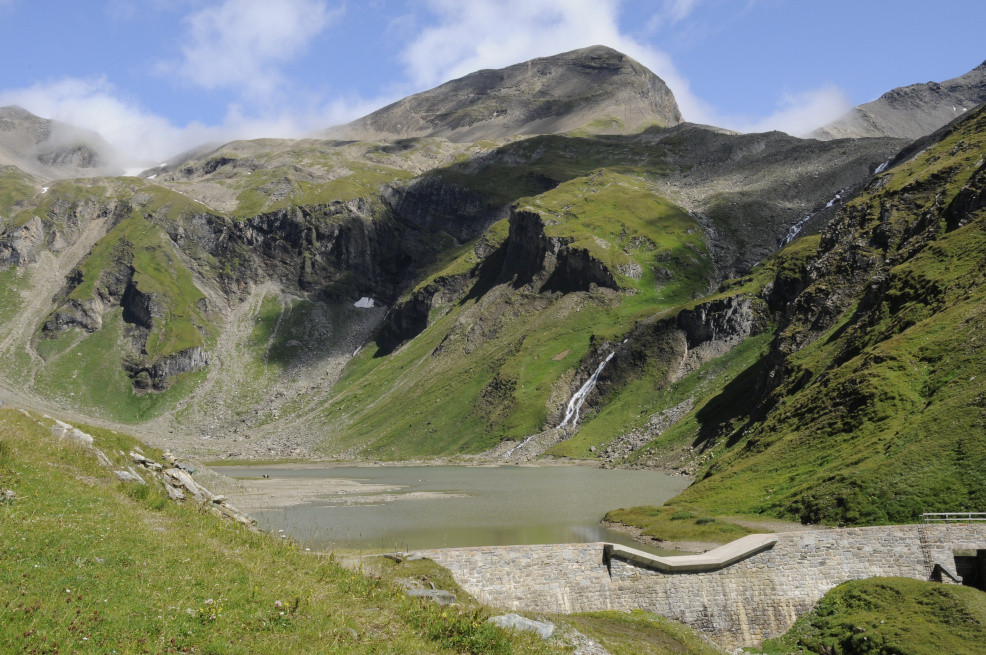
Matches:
[[414, 523, 986, 649]]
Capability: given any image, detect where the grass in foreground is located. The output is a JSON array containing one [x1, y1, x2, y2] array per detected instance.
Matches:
[[759, 577, 986, 655], [558, 610, 718, 655], [0, 408, 555, 654]]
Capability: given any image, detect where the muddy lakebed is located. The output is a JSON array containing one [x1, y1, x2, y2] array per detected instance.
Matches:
[[217, 463, 690, 553]]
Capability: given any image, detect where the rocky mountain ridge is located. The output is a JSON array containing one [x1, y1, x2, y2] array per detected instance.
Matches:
[[0, 105, 121, 180], [811, 59, 986, 140]]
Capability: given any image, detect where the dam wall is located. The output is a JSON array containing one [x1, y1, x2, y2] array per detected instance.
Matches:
[[414, 523, 986, 649]]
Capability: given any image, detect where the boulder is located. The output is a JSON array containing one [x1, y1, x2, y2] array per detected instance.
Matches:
[[114, 470, 144, 484], [164, 467, 212, 502], [130, 451, 163, 471], [488, 614, 555, 640], [406, 589, 457, 606]]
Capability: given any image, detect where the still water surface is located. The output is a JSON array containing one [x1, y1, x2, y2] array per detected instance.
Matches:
[[221, 465, 689, 552]]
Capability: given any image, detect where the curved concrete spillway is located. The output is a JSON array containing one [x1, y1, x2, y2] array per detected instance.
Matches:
[[603, 533, 778, 572]]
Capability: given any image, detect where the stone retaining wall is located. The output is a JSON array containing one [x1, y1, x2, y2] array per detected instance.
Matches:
[[415, 524, 986, 649]]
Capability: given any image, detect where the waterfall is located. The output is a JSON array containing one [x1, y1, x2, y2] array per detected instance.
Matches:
[[558, 352, 615, 428], [782, 187, 848, 245], [502, 351, 615, 458]]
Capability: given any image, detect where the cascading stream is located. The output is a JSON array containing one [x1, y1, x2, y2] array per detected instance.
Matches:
[[558, 352, 615, 428], [503, 352, 615, 458], [782, 187, 848, 245]]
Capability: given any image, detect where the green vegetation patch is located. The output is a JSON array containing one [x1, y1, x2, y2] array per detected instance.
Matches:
[[522, 170, 712, 301], [12, 180, 107, 228], [664, 106, 986, 526], [760, 577, 986, 655], [0, 265, 30, 323], [603, 505, 754, 544], [32, 310, 204, 423], [232, 161, 414, 218], [433, 133, 674, 208], [0, 165, 36, 222], [66, 215, 212, 359], [324, 174, 713, 458], [0, 408, 554, 654]]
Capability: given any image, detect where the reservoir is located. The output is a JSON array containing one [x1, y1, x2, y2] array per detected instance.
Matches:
[[218, 464, 689, 553]]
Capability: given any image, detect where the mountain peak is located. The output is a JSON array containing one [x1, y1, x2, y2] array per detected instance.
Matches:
[[0, 105, 121, 180], [327, 46, 682, 142]]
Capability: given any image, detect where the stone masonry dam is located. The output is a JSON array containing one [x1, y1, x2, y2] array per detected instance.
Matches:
[[414, 524, 986, 649]]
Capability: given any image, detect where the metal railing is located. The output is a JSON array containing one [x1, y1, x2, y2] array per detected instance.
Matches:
[[922, 512, 986, 523]]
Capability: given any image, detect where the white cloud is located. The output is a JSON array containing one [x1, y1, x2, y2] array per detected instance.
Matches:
[[666, 0, 701, 23], [722, 86, 852, 137], [402, 0, 714, 123], [165, 0, 340, 97], [0, 76, 381, 167]]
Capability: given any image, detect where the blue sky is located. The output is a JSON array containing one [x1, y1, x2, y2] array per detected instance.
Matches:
[[1, 0, 984, 165]]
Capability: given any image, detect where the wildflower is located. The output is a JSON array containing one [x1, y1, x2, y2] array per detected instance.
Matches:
[[274, 600, 283, 608]]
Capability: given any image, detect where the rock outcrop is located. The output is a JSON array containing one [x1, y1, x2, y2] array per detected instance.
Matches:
[[43, 413, 256, 528]]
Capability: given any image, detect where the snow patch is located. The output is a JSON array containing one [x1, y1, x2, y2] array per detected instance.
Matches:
[[41, 186, 49, 194], [874, 160, 890, 175], [354, 297, 375, 308]]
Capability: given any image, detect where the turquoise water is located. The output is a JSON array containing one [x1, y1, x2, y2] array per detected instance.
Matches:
[[219, 464, 689, 553]]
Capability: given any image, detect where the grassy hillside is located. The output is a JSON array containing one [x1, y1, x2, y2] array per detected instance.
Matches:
[[760, 577, 986, 655], [321, 173, 712, 458], [65, 214, 213, 358], [636, 104, 986, 526], [0, 407, 559, 654], [0, 164, 36, 221]]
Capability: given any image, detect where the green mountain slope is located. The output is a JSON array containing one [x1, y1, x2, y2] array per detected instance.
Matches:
[[0, 49, 904, 461], [322, 172, 712, 457], [657, 104, 986, 524]]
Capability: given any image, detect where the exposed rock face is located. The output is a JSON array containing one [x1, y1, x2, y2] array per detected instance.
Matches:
[[126, 347, 210, 391], [557, 294, 762, 429], [328, 46, 682, 141], [375, 292, 432, 355], [383, 178, 496, 243], [498, 210, 617, 293], [811, 60, 986, 140], [0, 215, 45, 268], [194, 199, 417, 303], [0, 105, 120, 179], [0, 194, 117, 269], [375, 208, 619, 353]]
